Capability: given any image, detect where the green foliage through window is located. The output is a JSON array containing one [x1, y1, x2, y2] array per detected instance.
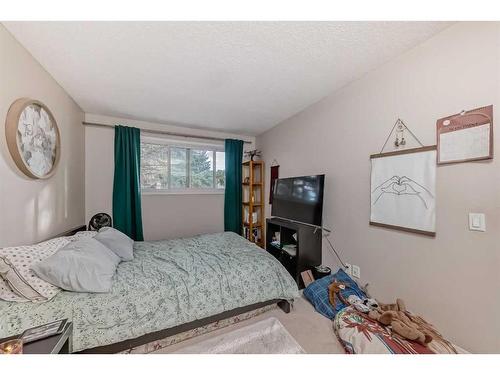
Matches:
[[190, 150, 213, 188], [140, 141, 225, 191], [140, 143, 169, 189]]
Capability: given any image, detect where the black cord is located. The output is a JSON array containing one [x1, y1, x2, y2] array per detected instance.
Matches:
[[325, 235, 348, 269], [322, 227, 368, 292], [318, 226, 348, 269]]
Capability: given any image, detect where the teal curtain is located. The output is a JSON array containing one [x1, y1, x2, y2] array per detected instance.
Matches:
[[224, 139, 243, 234], [113, 125, 144, 241]]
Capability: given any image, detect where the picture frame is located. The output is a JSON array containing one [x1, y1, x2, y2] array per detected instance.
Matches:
[[5, 98, 61, 179], [370, 146, 437, 236], [20, 319, 67, 344]]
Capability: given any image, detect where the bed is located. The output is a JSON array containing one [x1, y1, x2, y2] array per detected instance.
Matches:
[[0, 230, 299, 353]]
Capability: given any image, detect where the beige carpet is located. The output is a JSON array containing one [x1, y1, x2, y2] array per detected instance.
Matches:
[[153, 295, 345, 354]]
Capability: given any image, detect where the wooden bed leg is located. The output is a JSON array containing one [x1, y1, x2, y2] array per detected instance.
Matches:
[[278, 300, 291, 313]]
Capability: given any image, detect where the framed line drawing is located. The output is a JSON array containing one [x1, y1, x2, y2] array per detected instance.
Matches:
[[370, 146, 437, 236]]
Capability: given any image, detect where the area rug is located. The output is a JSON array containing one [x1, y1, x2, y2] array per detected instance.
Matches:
[[172, 317, 305, 354], [122, 304, 276, 353]]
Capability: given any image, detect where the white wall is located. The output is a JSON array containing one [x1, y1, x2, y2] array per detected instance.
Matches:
[[85, 113, 255, 240], [257, 22, 500, 353], [0, 25, 85, 247]]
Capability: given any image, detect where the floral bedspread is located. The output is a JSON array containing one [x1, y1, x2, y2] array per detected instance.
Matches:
[[0, 232, 299, 352]]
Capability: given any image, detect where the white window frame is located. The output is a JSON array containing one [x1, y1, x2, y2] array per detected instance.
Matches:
[[140, 136, 225, 195]]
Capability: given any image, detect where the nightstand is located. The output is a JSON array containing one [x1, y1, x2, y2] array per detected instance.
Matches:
[[1, 321, 73, 354]]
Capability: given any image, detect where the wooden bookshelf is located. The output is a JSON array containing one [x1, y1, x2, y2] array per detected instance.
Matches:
[[242, 160, 265, 247]]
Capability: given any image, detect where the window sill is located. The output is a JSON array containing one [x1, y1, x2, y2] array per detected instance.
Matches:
[[142, 189, 224, 196]]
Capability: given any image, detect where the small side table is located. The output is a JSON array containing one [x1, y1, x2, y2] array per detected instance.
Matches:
[[1, 322, 73, 354]]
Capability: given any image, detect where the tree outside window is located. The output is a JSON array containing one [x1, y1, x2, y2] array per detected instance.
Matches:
[[140, 141, 224, 192]]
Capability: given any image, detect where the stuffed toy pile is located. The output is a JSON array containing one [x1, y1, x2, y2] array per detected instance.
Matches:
[[368, 298, 433, 345], [328, 281, 434, 346]]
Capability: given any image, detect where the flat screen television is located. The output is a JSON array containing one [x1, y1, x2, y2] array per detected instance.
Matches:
[[271, 174, 325, 227]]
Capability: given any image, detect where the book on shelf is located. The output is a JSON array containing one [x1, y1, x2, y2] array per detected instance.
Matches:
[[282, 244, 297, 257]]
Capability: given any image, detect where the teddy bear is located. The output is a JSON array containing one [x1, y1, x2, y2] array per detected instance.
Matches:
[[377, 297, 406, 312], [368, 298, 433, 345]]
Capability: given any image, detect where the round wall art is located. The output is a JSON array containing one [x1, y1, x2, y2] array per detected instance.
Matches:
[[5, 98, 60, 179]]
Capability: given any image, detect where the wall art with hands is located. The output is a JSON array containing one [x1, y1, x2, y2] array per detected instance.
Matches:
[[370, 147, 436, 236]]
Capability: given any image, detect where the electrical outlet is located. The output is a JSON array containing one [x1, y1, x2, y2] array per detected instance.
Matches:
[[352, 265, 361, 279], [344, 263, 352, 276]]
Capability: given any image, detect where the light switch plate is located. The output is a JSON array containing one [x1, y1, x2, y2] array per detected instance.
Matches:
[[469, 213, 486, 232], [352, 265, 361, 279]]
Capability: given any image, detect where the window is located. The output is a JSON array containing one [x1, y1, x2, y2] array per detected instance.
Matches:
[[190, 149, 214, 188], [140, 142, 169, 190], [215, 151, 225, 189], [170, 147, 187, 188], [140, 138, 225, 193]]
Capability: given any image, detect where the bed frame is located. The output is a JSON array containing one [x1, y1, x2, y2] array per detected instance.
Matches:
[[54, 225, 291, 354], [79, 299, 290, 354]]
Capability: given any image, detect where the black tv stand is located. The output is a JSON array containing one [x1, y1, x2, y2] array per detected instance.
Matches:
[[266, 217, 322, 289]]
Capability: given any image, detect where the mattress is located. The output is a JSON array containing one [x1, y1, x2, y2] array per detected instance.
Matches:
[[0, 232, 299, 352]]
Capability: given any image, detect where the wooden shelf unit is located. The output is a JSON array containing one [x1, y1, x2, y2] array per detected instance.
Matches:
[[242, 160, 265, 247]]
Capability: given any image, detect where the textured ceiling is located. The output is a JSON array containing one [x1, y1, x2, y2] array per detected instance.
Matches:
[[4, 22, 451, 135]]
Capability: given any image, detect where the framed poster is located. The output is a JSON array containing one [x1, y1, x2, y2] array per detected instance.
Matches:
[[370, 146, 437, 236], [437, 105, 493, 165]]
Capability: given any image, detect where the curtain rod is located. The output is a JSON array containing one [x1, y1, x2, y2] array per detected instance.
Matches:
[[82, 121, 252, 144]]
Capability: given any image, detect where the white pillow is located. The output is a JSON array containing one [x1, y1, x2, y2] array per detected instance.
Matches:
[[94, 227, 134, 261], [68, 231, 98, 241], [0, 237, 70, 302], [32, 238, 120, 293]]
